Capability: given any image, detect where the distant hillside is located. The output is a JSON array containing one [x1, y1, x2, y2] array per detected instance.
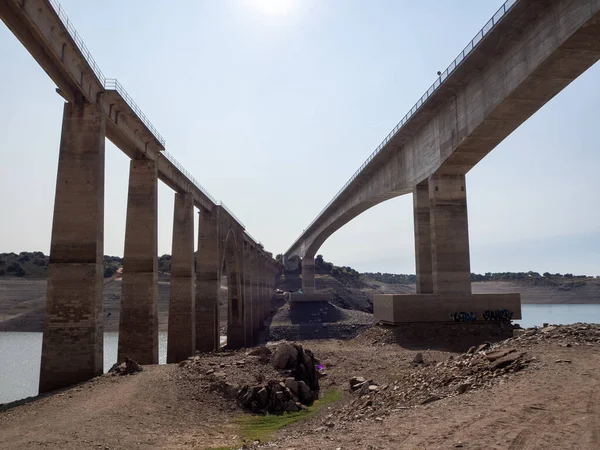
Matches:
[[0, 252, 174, 279]]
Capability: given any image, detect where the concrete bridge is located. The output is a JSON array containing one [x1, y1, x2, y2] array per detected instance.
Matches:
[[284, 0, 600, 310], [0, 0, 280, 393]]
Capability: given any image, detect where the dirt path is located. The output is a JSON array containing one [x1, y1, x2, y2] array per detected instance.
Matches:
[[0, 326, 599, 449]]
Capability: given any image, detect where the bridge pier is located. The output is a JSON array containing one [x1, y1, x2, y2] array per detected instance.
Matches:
[[167, 191, 195, 363], [226, 244, 245, 349], [413, 181, 433, 294], [243, 241, 254, 347], [252, 249, 261, 340], [40, 101, 105, 393], [118, 159, 159, 365], [195, 207, 220, 352], [429, 174, 471, 294], [301, 257, 315, 294]]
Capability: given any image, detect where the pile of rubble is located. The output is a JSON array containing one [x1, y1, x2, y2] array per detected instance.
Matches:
[[108, 357, 143, 376], [337, 342, 532, 423], [180, 342, 321, 414], [510, 323, 600, 347]]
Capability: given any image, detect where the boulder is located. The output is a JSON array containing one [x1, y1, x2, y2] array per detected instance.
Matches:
[[256, 388, 269, 408], [273, 343, 298, 370], [285, 377, 298, 395], [413, 352, 424, 364], [297, 381, 311, 404]]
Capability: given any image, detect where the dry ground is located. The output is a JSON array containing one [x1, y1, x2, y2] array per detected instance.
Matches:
[[1, 325, 598, 450]]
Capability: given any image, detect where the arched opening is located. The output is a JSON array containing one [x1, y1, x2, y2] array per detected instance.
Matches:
[[220, 229, 244, 349]]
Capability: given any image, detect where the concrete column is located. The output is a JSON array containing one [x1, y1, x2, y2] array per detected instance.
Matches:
[[118, 158, 158, 365], [40, 101, 105, 393], [195, 207, 220, 352], [413, 181, 433, 294], [429, 174, 472, 294], [167, 191, 195, 363], [226, 243, 245, 349], [302, 257, 315, 294], [252, 249, 260, 340], [243, 241, 254, 347]]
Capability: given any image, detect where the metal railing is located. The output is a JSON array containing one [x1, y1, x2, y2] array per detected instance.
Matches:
[[47, 0, 250, 231], [47, 0, 106, 86], [219, 202, 246, 230], [47, 0, 165, 147], [105, 79, 165, 147], [287, 0, 518, 253], [160, 151, 218, 204]]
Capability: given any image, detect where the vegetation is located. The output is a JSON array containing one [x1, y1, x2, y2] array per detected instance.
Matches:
[[314, 255, 365, 288], [237, 389, 341, 443]]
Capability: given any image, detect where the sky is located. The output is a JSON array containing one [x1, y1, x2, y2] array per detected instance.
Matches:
[[0, 0, 598, 276]]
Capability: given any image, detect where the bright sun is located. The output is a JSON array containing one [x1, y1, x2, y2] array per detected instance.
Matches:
[[248, 0, 297, 19]]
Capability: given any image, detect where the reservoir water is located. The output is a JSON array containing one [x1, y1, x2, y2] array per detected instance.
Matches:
[[1, 304, 600, 404]]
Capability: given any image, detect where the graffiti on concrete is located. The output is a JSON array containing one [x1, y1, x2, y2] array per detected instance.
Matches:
[[450, 311, 476, 322], [483, 309, 513, 321]]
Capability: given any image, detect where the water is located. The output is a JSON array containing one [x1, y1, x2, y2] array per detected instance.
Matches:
[[1, 304, 599, 404], [0, 332, 168, 404]]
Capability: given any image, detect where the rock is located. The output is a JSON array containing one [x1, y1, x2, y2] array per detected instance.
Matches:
[[555, 359, 572, 363], [368, 385, 379, 393], [284, 400, 299, 413], [350, 376, 367, 387], [457, 383, 470, 394], [513, 329, 526, 337], [285, 377, 298, 395], [109, 357, 143, 375], [297, 381, 311, 404], [490, 352, 525, 370], [485, 348, 516, 362], [222, 382, 239, 399], [273, 343, 298, 370], [420, 395, 441, 405], [467, 346, 476, 354], [413, 353, 424, 364], [256, 388, 269, 408], [476, 342, 491, 352]]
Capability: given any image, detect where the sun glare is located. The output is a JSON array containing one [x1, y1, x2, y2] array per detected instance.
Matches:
[[247, 0, 298, 20]]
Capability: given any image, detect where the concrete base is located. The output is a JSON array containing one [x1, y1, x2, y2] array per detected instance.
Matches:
[[290, 292, 330, 303], [374, 294, 521, 324]]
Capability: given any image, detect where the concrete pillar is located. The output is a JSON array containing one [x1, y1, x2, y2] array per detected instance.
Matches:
[[167, 191, 195, 363], [243, 241, 254, 347], [302, 257, 315, 294], [40, 101, 105, 393], [118, 158, 158, 365], [195, 207, 220, 352], [429, 174, 472, 294], [226, 242, 245, 349], [413, 181, 433, 294], [252, 249, 261, 340]]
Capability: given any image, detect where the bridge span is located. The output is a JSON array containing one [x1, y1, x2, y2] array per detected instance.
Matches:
[[284, 0, 600, 304], [0, 0, 281, 393]]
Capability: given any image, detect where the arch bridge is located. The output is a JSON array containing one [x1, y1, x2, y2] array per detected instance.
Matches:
[[0, 0, 281, 394], [285, 0, 600, 315]]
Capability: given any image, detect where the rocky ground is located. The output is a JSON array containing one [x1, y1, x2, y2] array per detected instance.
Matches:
[[1, 323, 599, 449]]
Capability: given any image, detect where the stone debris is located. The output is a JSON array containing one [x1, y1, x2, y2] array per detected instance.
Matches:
[[180, 341, 321, 415], [333, 324, 600, 424], [108, 357, 143, 376]]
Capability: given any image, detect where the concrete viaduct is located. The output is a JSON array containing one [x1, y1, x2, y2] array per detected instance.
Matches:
[[0, 0, 281, 393], [285, 0, 600, 312]]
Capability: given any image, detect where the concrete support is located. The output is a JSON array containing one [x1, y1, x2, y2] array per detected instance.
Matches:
[[118, 159, 159, 365], [195, 207, 220, 352], [252, 250, 260, 340], [429, 174, 471, 295], [167, 191, 195, 363], [243, 242, 254, 347], [302, 257, 315, 294], [413, 181, 433, 294], [40, 101, 105, 393], [226, 243, 245, 349]]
